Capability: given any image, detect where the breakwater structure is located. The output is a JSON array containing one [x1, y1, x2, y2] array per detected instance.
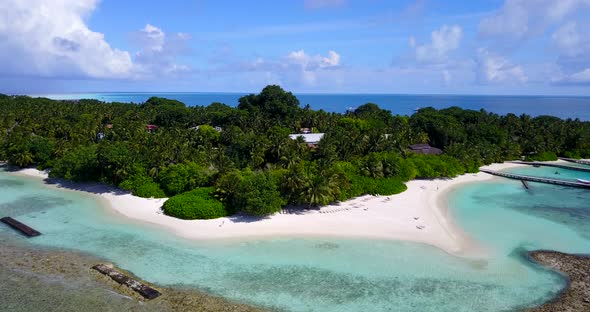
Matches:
[[558, 157, 590, 166], [92, 264, 161, 300], [508, 161, 590, 173], [480, 169, 590, 189], [0, 217, 41, 237]]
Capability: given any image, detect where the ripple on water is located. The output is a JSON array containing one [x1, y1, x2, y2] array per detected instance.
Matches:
[[0, 169, 581, 312], [0, 178, 25, 188], [0, 195, 73, 217]]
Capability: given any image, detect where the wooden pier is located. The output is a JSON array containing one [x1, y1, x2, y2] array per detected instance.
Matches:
[[558, 157, 590, 166], [509, 161, 590, 173], [0, 217, 41, 237], [92, 264, 161, 300], [480, 169, 590, 189]]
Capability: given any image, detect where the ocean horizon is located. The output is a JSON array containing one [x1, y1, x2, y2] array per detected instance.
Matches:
[[26, 92, 590, 120]]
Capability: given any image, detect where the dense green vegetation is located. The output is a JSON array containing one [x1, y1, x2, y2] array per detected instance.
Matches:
[[162, 187, 226, 219], [1, 85, 589, 218]]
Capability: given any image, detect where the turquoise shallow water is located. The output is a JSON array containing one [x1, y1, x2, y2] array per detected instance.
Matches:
[[1, 167, 589, 311]]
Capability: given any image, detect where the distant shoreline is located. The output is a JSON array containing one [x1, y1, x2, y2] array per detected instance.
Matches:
[[14, 92, 590, 120], [9, 162, 526, 257]]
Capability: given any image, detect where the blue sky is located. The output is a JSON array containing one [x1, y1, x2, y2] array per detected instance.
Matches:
[[1, 0, 590, 95]]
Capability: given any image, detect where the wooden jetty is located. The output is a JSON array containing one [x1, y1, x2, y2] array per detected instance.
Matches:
[[92, 264, 161, 300], [509, 161, 590, 173], [0, 217, 41, 237], [480, 169, 590, 189], [558, 157, 590, 166]]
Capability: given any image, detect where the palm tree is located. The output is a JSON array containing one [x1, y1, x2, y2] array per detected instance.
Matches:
[[12, 149, 34, 167], [280, 165, 306, 203], [304, 174, 332, 208]]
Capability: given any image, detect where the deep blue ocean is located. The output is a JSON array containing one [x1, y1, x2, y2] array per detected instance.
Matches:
[[34, 92, 590, 120]]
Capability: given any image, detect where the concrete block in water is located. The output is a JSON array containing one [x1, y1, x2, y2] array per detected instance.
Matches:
[[92, 264, 161, 300]]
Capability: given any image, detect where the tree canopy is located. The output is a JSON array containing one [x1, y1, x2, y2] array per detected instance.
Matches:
[[1, 87, 588, 218]]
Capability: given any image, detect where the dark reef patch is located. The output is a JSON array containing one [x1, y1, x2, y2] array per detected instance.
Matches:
[[0, 195, 73, 217], [524, 250, 590, 312]]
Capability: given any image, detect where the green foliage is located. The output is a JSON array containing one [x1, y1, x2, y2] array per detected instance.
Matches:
[[562, 151, 580, 159], [162, 187, 226, 220], [238, 85, 300, 123], [194, 125, 220, 145], [1, 86, 589, 216], [158, 162, 212, 196], [374, 177, 407, 195], [353, 103, 392, 125], [217, 170, 284, 216], [134, 182, 167, 198], [143, 97, 190, 128], [119, 165, 166, 198], [97, 141, 137, 184], [29, 136, 54, 168], [50, 145, 99, 182], [7, 143, 34, 167], [408, 154, 465, 179], [526, 151, 558, 161]]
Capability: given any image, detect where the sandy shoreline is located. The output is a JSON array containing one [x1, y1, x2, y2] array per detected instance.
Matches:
[[9, 162, 527, 257]]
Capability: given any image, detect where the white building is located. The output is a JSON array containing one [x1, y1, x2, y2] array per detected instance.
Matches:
[[289, 133, 325, 148]]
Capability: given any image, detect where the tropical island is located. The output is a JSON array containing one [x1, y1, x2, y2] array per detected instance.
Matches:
[[1, 85, 589, 220], [2, 86, 590, 311]]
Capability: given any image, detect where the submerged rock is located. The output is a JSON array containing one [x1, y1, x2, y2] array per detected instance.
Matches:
[[525, 250, 590, 312]]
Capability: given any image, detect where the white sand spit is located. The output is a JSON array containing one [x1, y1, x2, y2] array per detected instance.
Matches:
[[11, 162, 525, 256]]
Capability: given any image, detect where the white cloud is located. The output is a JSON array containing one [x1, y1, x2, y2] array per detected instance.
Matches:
[[479, 0, 590, 42], [132, 24, 193, 77], [552, 22, 590, 58], [226, 50, 341, 87], [304, 0, 347, 9], [549, 20, 590, 84], [553, 68, 590, 85], [441, 70, 451, 85], [0, 0, 190, 80], [139, 24, 166, 52], [476, 49, 527, 84], [0, 0, 133, 79], [411, 25, 462, 64], [286, 50, 340, 85], [287, 50, 341, 69], [565, 68, 590, 84]]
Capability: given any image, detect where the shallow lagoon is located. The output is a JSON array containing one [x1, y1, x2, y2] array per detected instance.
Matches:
[[1, 167, 589, 311]]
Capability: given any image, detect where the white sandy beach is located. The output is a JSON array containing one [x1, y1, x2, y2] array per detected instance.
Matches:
[[12, 162, 528, 257]]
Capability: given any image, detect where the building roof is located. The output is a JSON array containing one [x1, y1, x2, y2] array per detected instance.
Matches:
[[409, 144, 443, 155], [409, 144, 430, 149], [289, 133, 325, 144]]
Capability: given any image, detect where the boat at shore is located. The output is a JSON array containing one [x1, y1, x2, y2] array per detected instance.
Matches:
[[576, 179, 590, 184]]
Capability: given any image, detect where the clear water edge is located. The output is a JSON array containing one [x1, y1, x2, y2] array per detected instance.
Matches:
[[2, 165, 589, 311]]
